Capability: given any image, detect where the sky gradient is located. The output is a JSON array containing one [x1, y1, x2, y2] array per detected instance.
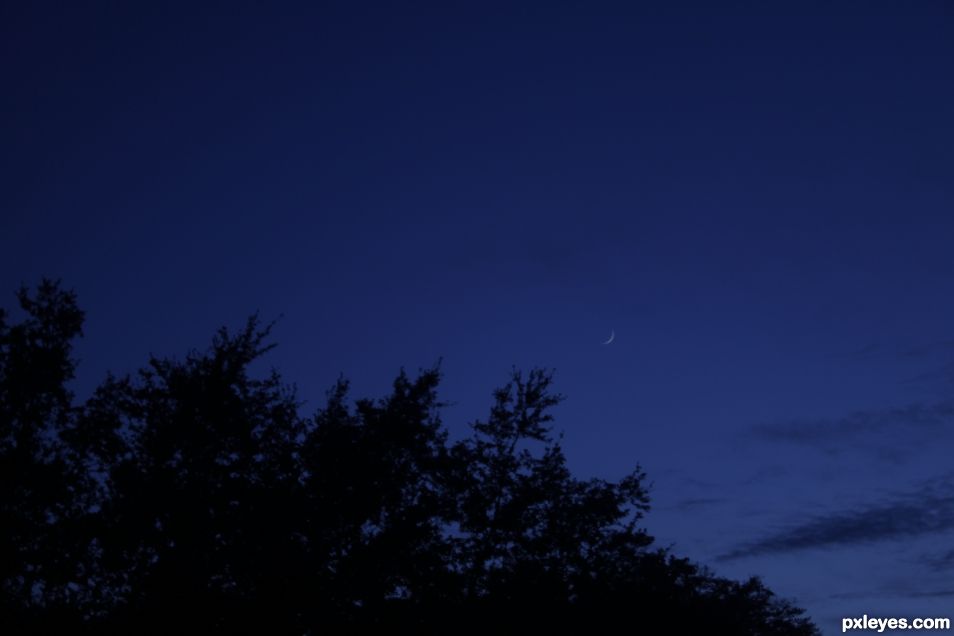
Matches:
[[3, 3, 954, 633]]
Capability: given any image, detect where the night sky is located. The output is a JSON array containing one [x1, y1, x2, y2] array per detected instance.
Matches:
[[3, 2, 954, 632]]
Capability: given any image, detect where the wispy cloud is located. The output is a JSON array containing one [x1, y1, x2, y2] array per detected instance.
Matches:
[[719, 478, 954, 561], [662, 497, 725, 512], [836, 338, 954, 361], [899, 339, 954, 359], [833, 342, 881, 361], [921, 548, 954, 573], [906, 588, 954, 598], [903, 361, 954, 388], [750, 400, 954, 449], [829, 586, 954, 601]]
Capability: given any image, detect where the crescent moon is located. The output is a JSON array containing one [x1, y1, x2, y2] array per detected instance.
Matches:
[[602, 330, 615, 345]]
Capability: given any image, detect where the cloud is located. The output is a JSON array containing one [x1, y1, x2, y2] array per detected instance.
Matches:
[[922, 548, 954, 572], [838, 338, 954, 361], [750, 400, 954, 449], [719, 478, 954, 561], [898, 339, 954, 359], [903, 361, 954, 388], [833, 342, 881, 361], [906, 588, 954, 598], [832, 338, 954, 389], [829, 586, 954, 601], [663, 497, 725, 512]]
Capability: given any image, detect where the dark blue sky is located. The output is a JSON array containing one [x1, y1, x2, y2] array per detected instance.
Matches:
[[3, 2, 953, 632]]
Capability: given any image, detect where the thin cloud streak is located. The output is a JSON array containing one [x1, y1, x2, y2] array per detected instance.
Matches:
[[751, 400, 954, 447], [719, 479, 954, 561]]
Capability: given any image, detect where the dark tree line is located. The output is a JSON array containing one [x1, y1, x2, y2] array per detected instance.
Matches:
[[0, 281, 819, 634]]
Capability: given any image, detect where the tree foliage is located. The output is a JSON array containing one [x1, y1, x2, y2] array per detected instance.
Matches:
[[0, 281, 819, 634]]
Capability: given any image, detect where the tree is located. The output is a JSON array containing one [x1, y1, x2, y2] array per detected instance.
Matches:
[[81, 318, 306, 632], [0, 281, 820, 634], [446, 369, 653, 624], [0, 280, 88, 628]]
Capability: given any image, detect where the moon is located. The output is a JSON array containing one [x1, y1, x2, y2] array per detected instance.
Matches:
[[602, 330, 615, 345]]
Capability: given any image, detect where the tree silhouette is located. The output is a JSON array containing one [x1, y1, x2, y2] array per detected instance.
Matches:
[[0, 281, 90, 629], [0, 281, 819, 634]]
